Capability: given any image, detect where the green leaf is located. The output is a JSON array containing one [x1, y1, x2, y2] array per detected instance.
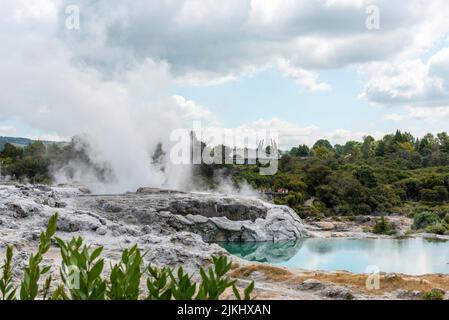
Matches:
[[41, 266, 51, 274], [232, 284, 241, 300], [244, 281, 254, 300], [88, 260, 104, 283], [90, 247, 103, 262]]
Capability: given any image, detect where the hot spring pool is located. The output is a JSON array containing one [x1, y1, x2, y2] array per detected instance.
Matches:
[[220, 238, 449, 275]]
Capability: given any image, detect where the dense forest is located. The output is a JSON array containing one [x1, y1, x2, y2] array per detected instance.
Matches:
[[2, 130, 449, 231], [195, 130, 449, 230]]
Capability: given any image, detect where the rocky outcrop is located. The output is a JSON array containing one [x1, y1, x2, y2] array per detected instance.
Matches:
[[0, 184, 229, 273], [77, 191, 310, 242], [0, 184, 309, 275], [175, 205, 309, 242]]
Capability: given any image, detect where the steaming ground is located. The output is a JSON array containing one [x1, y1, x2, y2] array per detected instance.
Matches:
[[0, 182, 308, 264], [2, 183, 447, 300], [0, 182, 311, 297]]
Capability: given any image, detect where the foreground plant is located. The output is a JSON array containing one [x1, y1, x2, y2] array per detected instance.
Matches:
[[146, 265, 172, 300], [0, 213, 254, 300], [0, 246, 16, 300], [55, 236, 106, 300], [108, 245, 144, 300], [197, 256, 242, 300], [19, 213, 58, 300], [422, 289, 444, 300]]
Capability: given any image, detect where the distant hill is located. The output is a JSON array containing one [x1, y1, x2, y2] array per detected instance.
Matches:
[[0, 136, 66, 151]]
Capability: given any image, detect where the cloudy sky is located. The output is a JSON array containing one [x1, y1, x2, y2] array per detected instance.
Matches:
[[2, 0, 449, 149]]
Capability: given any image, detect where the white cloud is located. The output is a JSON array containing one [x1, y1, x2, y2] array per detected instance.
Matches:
[[360, 45, 449, 120], [278, 59, 331, 91], [172, 95, 217, 123], [0, 126, 17, 136], [57, 0, 448, 88], [382, 113, 404, 121], [2, 0, 449, 159], [406, 106, 449, 122]]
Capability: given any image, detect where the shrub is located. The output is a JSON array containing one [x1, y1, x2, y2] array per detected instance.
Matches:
[[412, 212, 440, 230], [196, 256, 238, 300], [420, 189, 439, 203], [443, 214, 449, 225], [434, 186, 449, 202], [372, 216, 397, 235], [284, 192, 305, 208], [0, 246, 16, 300], [353, 166, 377, 188], [55, 236, 107, 300], [0, 213, 254, 301], [344, 292, 355, 300], [19, 213, 58, 300], [295, 205, 322, 219], [108, 245, 144, 300], [425, 223, 448, 235], [422, 289, 444, 300]]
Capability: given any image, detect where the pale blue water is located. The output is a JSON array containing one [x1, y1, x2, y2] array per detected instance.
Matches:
[[220, 238, 449, 275]]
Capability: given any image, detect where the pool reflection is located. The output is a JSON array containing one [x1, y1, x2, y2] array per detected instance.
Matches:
[[219, 238, 449, 275]]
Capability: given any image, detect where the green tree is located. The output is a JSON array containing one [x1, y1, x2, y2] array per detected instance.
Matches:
[[353, 166, 377, 188], [0, 143, 23, 159], [361, 135, 375, 159], [437, 132, 449, 153], [313, 139, 333, 151], [290, 145, 309, 157]]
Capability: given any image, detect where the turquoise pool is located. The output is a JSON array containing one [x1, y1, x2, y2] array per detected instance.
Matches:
[[220, 238, 449, 275]]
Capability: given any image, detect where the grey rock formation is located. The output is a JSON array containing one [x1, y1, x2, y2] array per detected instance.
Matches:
[[298, 279, 326, 291], [0, 184, 309, 278], [57, 212, 103, 232], [77, 191, 310, 242], [321, 285, 354, 299]]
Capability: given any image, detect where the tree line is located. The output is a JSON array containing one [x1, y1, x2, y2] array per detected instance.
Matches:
[[198, 130, 449, 221]]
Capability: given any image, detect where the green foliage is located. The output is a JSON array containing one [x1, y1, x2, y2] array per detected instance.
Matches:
[[412, 212, 440, 230], [232, 281, 254, 300], [422, 289, 444, 300], [196, 256, 237, 300], [146, 265, 172, 300], [289, 145, 310, 157], [108, 245, 144, 300], [353, 166, 377, 188], [372, 216, 397, 235], [0, 246, 16, 300], [146, 256, 254, 301], [0, 143, 23, 159], [0, 136, 114, 184], [443, 214, 449, 225], [19, 213, 58, 300], [425, 223, 448, 235], [344, 291, 355, 300], [313, 139, 333, 151], [0, 214, 254, 301], [294, 204, 323, 219], [169, 267, 198, 300], [420, 189, 440, 203], [55, 236, 106, 300], [196, 130, 449, 219]]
